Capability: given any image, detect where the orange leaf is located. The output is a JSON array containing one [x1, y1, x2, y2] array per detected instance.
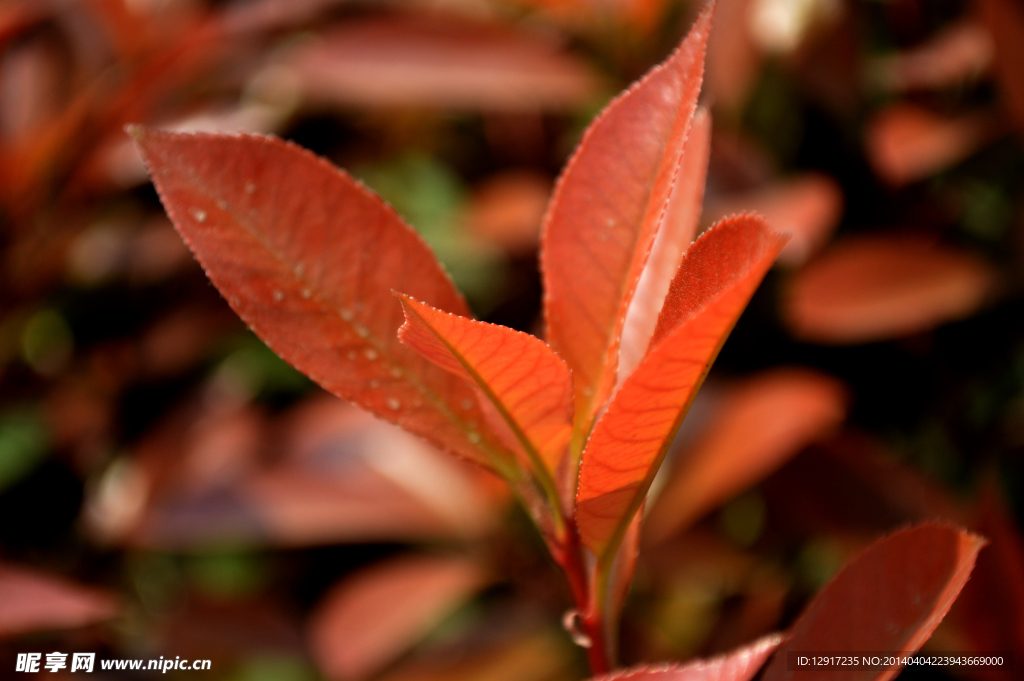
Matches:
[[761, 523, 985, 681], [785, 234, 995, 344], [541, 3, 712, 434], [576, 214, 786, 556], [308, 555, 488, 681], [0, 563, 119, 637], [397, 295, 572, 481], [130, 128, 501, 469], [620, 107, 712, 382], [646, 368, 847, 542], [589, 633, 783, 681]]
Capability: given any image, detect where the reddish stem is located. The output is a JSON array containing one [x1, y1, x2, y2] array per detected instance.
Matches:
[[554, 518, 613, 676]]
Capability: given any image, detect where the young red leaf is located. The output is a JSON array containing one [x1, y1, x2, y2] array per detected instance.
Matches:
[[620, 107, 712, 382], [577, 215, 786, 556], [541, 2, 712, 434], [761, 523, 985, 681], [129, 128, 502, 469], [588, 633, 783, 681], [397, 295, 572, 481]]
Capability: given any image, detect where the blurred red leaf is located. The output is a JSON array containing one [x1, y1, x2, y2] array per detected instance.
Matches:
[[283, 15, 601, 112], [784, 234, 995, 344], [542, 4, 712, 433], [761, 523, 985, 681], [590, 633, 783, 681], [465, 171, 551, 253], [869, 20, 992, 92], [864, 104, 995, 186], [0, 563, 119, 637], [308, 554, 489, 681], [703, 174, 843, 266], [577, 215, 787, 556], [510, 0, 673, 33], [620, 107, 712, 381], [704, 0, 760, 112], [110, 397, 499, 548], [646, 368, 847, 542], [398, 295, 572, 482], [131, 128, 505, 469], [978, 0, 1024, 130]]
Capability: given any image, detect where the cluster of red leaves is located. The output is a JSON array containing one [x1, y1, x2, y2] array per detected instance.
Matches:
[[128, 4, 985, 679]]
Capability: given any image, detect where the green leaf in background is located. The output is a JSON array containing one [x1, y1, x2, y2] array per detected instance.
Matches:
[[21, 308, 73, 376], [0, 408, 50, 493], [185, 551, 270, 601]]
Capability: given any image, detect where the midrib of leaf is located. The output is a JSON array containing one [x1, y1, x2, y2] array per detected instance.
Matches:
[[171, 162, 515, 478]]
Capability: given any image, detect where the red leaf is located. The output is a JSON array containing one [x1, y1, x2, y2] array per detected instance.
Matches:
[[704, 0, 761, 112], [620, 107, 712, 382], [308, 554, 488, 681], [864, 104, 994, 186], [130, 127, 501, 468], [397, 295, 572, 480], [761, 523, 985, 681], [589, 633, 783, 681], [869, 20, 992, 93], [541, 3, 712, 433], [703, 174, 843, 266], [465, 171, 551, 253], [576, 215, 786, 556], [0, 563, 119, 637], [109, 396, 500, 549], [283, 14, 601, 111], [784, 234, 995, 344], [646, 368, 847, 542]]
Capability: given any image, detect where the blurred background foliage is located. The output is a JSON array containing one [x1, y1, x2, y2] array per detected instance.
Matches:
[[1, 0, 1024, 679]]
